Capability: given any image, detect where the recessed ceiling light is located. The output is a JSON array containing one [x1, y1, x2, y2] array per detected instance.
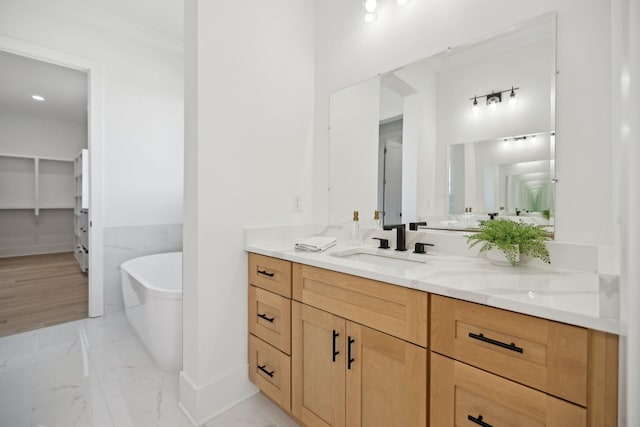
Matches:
[[32, 95, 45, 101]]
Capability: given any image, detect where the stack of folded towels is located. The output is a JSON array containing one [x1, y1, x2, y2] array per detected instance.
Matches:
[[294, 236, 337, 252]]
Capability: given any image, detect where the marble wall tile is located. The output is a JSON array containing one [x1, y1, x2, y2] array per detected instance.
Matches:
[[103, 224, 183, 314]]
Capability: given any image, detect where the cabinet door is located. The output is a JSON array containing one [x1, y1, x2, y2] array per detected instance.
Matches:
[[292, 302, 346, 427], [346, 322, 427, 427]]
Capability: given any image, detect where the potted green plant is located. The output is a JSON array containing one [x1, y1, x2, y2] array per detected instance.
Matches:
[[466, 219, 551, 266]]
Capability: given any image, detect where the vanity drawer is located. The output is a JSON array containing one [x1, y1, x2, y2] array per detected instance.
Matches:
[[248, 253, 292, 298], [431, 295, 588, 405], [248, 334, 291, 412], [292, 263, 428, 347], [431, 352, 586, 427], [249, 285, 291, 355]]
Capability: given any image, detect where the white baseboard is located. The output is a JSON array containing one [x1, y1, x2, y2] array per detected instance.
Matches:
[[0, 243, 74, 258], [179, 364, 258, 426]]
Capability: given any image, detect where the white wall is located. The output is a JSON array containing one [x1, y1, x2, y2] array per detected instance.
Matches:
[[0, 0, 184, 228], [181, 0, 314, 423], [613, 0, 640, 424], [314, 0, 612, 246], [0, 111, 86, 159]]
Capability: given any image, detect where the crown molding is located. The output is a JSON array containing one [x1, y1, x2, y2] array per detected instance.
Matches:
[[27, 0, 183, 55]]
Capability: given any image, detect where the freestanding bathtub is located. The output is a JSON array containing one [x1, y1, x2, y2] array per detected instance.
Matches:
[[121, 252, 182, 371]]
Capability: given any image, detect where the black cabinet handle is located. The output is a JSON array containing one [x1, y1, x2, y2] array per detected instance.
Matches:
[[468, 332, 524, 354], [332, 330, 340, 362], [257, 364, 274, 378], [468, 414, 493, 427], [257, 313, 274, 323], [347, 336, 355, 370], [257, 269, 274, 278]]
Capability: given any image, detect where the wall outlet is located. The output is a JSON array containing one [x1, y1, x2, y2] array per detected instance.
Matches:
[[293, 195, 302, 212]]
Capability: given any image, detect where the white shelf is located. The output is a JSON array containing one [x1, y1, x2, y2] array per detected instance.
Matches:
[[0, 154, 75, 216]]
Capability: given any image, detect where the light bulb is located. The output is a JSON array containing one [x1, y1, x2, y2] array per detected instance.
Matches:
[[364, 12, 377, 23], [509, 87, 517, 106], [395, 0, 409, 5], [489, 100, 498, 112], [471, 96, 479, 114], [364, 0, 378, 13], [32, 95, 45, 101]]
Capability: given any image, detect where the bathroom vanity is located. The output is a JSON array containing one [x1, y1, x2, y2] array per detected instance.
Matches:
[[246, 241, 618, 427]]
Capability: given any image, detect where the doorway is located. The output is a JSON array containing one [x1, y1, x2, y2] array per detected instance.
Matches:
[[379, 119, 403, 226], [0, 50, 90, 336], [0, 35, 104, 327]]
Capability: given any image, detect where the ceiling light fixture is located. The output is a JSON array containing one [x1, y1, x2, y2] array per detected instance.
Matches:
[[32, 95, 45, 101], [469, 86, 519, 112]]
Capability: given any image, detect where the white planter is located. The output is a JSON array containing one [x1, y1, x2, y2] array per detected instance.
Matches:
[[486, 247, 520, 266]]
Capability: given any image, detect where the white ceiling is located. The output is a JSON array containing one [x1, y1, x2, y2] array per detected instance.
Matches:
[[0, 50, 88, 124], [81, 0, 184, 42]]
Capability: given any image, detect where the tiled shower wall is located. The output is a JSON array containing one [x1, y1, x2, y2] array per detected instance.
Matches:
[[103, 224, 182, 313]]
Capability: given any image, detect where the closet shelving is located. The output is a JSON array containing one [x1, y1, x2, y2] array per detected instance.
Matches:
[[0, 153, 75, 214], [73, 149, 89, 272]]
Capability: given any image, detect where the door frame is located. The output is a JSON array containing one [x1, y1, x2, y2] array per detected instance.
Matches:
[[0, 35, 105, 317]]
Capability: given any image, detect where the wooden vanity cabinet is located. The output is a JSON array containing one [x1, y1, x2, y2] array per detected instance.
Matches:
[[247, 252, 619, 427], [291, 264, 428, 427], [248, 253, 293, 412], [291, 302, 427, 427], [431, 295, 619, 427]]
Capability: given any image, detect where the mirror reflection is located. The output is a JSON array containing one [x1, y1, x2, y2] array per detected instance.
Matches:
[[329, 13, 556, 233]]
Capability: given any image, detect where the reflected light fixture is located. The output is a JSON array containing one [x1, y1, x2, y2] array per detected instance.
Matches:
[[472, 96, 479, 114], [363, 0, 378, 23], [32, 95, 45, 101], [469, 86, 519, 112], [508, 86, 517, 106]]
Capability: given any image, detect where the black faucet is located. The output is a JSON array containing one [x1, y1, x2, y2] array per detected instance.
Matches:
[[409, 221, 427, 231], [383, 224, 406, 251]]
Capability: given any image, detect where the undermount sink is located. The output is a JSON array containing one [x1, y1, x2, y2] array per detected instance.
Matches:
[[330, 247, 428, 268]]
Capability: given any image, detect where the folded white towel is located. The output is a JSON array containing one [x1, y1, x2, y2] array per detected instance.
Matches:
[[295, 236, 337, 252]]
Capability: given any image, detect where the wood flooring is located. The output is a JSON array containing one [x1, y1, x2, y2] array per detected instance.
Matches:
[[0, 252, 87, 337]]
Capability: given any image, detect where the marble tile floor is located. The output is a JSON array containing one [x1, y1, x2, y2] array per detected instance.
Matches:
[[0, 311, 299, 427]]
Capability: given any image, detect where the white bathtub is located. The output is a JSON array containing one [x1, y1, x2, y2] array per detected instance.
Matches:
[[121, 252, 182, 371]]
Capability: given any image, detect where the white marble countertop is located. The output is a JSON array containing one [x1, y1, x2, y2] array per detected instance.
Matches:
[[246, 240, 620, 334]]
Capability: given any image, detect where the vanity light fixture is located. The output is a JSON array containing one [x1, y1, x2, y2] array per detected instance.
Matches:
[[363, 0, 378, 22], [469, 86, 519, 112], [471, 96, 479, 114], [363, 0, 410, 23], [508, 86, 517, 105], [32, 95, 45, 101]]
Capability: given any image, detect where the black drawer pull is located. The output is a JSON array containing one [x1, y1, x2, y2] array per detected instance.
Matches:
[[257, 313, 274, 323], [257, 269, 274, 278], [469, 332, 524, 354], [347, 336, 355, 370], [257, 364, 274, 378], [332, 330, 340, 362], [468, 415, 493, 427]]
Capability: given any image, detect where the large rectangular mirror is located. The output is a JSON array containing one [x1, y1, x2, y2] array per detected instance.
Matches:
[[329, 13, 556, 233]]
